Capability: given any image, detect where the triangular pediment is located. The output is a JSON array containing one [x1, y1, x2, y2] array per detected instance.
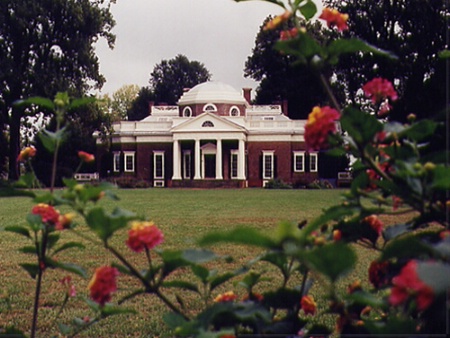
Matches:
[[171, 112, 246, 133]]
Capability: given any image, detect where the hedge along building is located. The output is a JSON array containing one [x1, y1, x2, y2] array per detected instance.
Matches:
[[95, 81, 320, 188]]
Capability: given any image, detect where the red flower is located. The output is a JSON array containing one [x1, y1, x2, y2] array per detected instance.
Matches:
[[280, 27, 299, 41], [126, 221, 164, 253], [305, 106, 340, 150], [88, 266, 119, 306], [32, 203, 60, 226], [17, 146, 36, 162], [369, 260, 390, 288], [319, 8, 349, 31], [362, 77, 398, 105], [362, 215, 384, 235], [214, 291, 237, 303], [300, 295, 317, 315], [264, 11, 291, 31], [333, 229, 342, 241], [55, 212, 75, 231], [78, 151, 95, 163], [389, 260, 434, 311]]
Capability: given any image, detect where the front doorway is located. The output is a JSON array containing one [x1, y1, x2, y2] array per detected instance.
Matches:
[[203, 154, 216, 178]]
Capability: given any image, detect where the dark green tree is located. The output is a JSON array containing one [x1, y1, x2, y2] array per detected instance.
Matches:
[[127, 86, 155, 121], [244, 17, 342, 119], [150, 54, 211, 105], [327, 0, 449, 120], [0, 0, 115, 180]]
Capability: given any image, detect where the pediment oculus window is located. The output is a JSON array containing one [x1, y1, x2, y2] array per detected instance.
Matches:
[[202, 120, 214, 127]]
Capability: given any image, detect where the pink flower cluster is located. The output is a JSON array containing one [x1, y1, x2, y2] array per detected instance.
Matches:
[[126, 221, 164, 253], [88, 266, 119, 306], [305, 106, 340, 150]]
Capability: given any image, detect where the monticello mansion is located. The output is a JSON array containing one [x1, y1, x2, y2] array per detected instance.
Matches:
[[95, 81, 330, 188]]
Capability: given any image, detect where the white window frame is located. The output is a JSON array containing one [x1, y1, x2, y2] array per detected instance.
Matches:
[[182, 106, 192, 117], [229, 106, 240, 117], [262, 151, 275, 180], [123, 151, 135, 173], [309, 152, 318, 172], [203, 103, 217, 112], [293, 151, 305, 172], [230, 150, 238, 179], [153, 151, 165, 179], [113, 152, 120, 172], [183, 150, 191, 179]]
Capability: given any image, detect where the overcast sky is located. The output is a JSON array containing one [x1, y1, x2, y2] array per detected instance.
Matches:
[[94, 0, 280, 98]]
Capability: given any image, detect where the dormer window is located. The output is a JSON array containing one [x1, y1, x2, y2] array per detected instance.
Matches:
[[202, 121, 214, 127], [229, 106, 240, 116], [203, 103, 217, 112], [182, 106, 192, 117]]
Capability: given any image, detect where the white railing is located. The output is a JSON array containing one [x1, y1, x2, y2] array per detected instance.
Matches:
[[246, 105, 282, 114], [151, 106, 179, 115]]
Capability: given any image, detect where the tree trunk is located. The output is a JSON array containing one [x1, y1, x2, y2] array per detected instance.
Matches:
[[8, 108, 22, 181]]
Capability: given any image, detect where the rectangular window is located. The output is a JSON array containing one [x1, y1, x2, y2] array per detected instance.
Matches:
[[124, 152, 135, 172], [230, 151, 238, 179], [310, 152, 318, 172], [153, 151, 164, 179], [183, 151, 191, 179], [262, 151, 274, 179], [293, 151, 305, 172], [113, 152, 120, 172]]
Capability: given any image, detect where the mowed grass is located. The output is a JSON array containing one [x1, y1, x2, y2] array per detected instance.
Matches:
[[0, 188, 381, 337]]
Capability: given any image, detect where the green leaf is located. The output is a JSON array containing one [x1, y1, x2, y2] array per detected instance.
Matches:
[[438, 49, 450, 59], [431, 165, 450, 190], [382, 223, 412, 241], [400, 120, 437, 142], [86, 207, 136, 241], [182, 249, 218, 264], [48, 259, 87, 278], [159, 250, 192, 277], [26, 213, 44, 231], [191, 265, 210, 283], [345, 290, 386, 308], [340, 106, 383, 144], [198, 227, 276, 248], [69, 96, 97, 110], [0, 186, 36, 198], [264, 288, 301, 309], [47, 233, 60, 250], [111, 262, 132, 275], [38, 128, 67, 153], [275, 31, 323, 64], [162, 280, 199, 293], [13, 172, 38, 189], [57, 322, 73, 335], [298, 0, 317, 20], [20, 263, 39, 279], [304, 242, 356, 282], [18, 246, 36, 255], [3, 226, 31, 238], [381, 236, 434, 261], [163, 311, 188, 330], [14, 96, 55, 111], [210, 272, 238, 291], [52, 242, 85, 256], [100, 304, 137, 317], [326, 38, 397, 65]]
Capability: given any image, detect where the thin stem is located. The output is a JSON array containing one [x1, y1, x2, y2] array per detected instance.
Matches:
[[31, 229, 48, 338], [319, 73, 342, 115]]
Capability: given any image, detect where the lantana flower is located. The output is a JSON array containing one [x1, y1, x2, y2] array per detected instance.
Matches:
[[389, 260, 434, 311], [17, 146, 36, 162], [362, 215, 384, 235], [78, 151, 95, 163], [368, 260, 390, 288], [56, 212, 75, 231], [362, 77, 398, 105], [305, 105, 340, 150], [280, 27, 299, 41], [88, 266, 119, 306], [264, 10, 291, 31], [32, 203, 60, 226], [126, 221, 164, 253], [301, 295, 317, 315], [319, 8, 349, 31], [214, 291, 237, 303]]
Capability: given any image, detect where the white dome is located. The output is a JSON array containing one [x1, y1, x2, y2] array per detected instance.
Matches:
[[178, 81, 247, 105]]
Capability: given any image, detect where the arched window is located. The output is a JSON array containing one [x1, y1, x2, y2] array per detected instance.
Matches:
[[182, 106, 192, 117], [202, 121, 214, 127], [229, 106, 240, 116], [203, 103, 217, 112]]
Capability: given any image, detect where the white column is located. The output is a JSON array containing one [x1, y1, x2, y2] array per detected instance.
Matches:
[[172, 139, 181, 180], [238, 138, 246, 180], [215, 139, 223, 179], [194, 139, 201, 179]]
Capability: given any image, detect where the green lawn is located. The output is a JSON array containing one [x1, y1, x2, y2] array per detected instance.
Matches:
[[0, 188, 378, 337]]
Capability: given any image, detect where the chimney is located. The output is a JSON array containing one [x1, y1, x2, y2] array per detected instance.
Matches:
[[148, 101, 155, 115], [282, 99, 288, 116], [242, 88, 252, 104]]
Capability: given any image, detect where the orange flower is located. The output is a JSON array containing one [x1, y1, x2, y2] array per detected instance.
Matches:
[[347, 280, 362, 294], [280, 27, 299, 41], [55, 212, 75, 231], [333, 229, 342, 241], [214, 291, 237, 303], [126, 221, 164, 253], [300, 295, 317, 315], [264, 11, 291, 31], [78, 151, 95, 163], [88, 266, 119, 306], [389, 260, 434, 311], [32, 203, 60, 226], [17, 146, 36, 162], [319, 8, 348, 31], [305, 106, 340, 150]]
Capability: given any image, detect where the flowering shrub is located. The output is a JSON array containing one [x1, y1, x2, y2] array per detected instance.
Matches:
[[1, 1, 449, 337]]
